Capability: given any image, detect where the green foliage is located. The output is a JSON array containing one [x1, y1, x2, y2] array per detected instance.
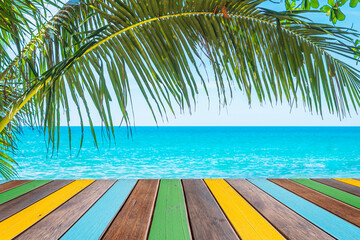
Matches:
[[1, 0, 360, 179], [0, 0, 63, 179], [285, 0, 360, 23], [350, 0, 360, 7], [321, 0, 347, 24]]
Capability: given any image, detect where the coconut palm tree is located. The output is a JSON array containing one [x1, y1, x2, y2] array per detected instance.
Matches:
[[0, 0, 360, 179], [0, 0, 64, 178]]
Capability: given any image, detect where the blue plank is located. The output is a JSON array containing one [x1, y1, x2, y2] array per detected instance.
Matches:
[[249, 179, 360, 240], [60, 179, 137, 240]]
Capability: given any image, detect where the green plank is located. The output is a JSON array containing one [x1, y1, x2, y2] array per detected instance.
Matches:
[[0, 180, 52, 204], [148, 179, 191, 240], [291, 179, 360, 209]]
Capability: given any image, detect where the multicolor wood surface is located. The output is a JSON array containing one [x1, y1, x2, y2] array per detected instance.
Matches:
[[0, 179, 359, 240]]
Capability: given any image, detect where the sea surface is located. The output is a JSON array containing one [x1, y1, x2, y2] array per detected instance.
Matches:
[[11, 127, 360, 179]]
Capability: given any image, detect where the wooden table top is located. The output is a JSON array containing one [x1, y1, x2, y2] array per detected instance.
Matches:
[[0, 178, 359, 240]]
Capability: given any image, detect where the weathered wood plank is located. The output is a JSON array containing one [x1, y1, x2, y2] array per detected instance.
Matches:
[[102, 179, 159, 240], [0, 180, 31, 194], [0, 180, 72, 222], [16, 180, 116, 240], [205, 179, 284, 240], [148, 179, 191, 240], [227, 179, 334, 240], [271, 179, 360, 227], [182, 179, 239, 240], [334, 179, 360, 188], [0, 180, 94, 240], [292, 179, 360, 209], [313, 179, 360, 197], [0, 180, 51, 205], [249, 179, 360, 240], [60, 180, 136, 240]]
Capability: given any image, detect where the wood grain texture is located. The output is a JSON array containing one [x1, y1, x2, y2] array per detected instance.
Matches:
[[148, 179, 191, 240], [313, 179, 360, 197], [249, 179, 360, 240], [0, 180, 94, 240], [182, 179, 239, 240], [60, 179, 137, 240], [205, 179, 284, 240], [0, 180, 72, 222], [102, 179, 159, 240], [227, 179, 334, 240], [0, 180, 31, 194], [334, 179, 360, 188], [16, 180, 116, 240], [271, 179, 360, 227], [292, 179, 360, 209], [0, 180, 51, 205]]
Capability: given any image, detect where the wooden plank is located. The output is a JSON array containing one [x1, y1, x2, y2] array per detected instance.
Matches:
[[0, 180, 9, 185], [102, 179, 159, 240], [60, 179, 137, 240], [292, 179, 360, 209], [249, 179, 360, 240], [0, 179, 94, 240], [313, 179, 360, 197], [227, 179, 334, 240], [0, 180, 51, 205], [271, 179, 360, 227], [205, 179, 284, 240], [182, 179, 239, 240], [0, 180, 31, 194], [0, 180, 72, 222], [17, 180, 116, 240], [334, 179, 360, 188], [148, 179, 191, 240]]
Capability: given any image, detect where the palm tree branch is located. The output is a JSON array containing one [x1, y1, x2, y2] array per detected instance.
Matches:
[[1, 9, 358, 134]]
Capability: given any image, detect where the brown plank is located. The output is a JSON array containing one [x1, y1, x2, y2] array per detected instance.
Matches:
[[101, 179, 159, 240], [312, 179, 360, 197], [16, 180, 116, 240], [270, 179, 360, 227], [0, 180, 31, 194], [226, 179, 334, 240], [182, 179, 239, 240], [0, 180, 73, 222]]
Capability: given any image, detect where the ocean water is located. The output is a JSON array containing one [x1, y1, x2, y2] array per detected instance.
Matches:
[[11, 127, 360, 179]]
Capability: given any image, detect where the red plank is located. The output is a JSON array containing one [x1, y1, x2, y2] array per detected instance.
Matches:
[[101, 179, 159, 240], [0, 180, 31, 194], [271, 179, 360, 227]]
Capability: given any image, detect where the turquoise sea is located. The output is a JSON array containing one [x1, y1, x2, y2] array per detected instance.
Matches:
[[12, 127, 360, 179]]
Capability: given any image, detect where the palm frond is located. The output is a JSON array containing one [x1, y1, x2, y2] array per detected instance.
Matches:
[[1, 0, 360, 178]]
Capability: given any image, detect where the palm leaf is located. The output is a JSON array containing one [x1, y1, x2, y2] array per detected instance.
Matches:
[[0, 0, 65, 179], [1, 0, 360, 178]]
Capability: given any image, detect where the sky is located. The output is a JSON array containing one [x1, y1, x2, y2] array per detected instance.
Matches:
[[60, 1, 360, 127]]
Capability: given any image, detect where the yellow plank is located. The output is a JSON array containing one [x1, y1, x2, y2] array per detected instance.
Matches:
[[334, 178, 360, 188], [0, 179, 94, 240], [205, 179, 284, 240]]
